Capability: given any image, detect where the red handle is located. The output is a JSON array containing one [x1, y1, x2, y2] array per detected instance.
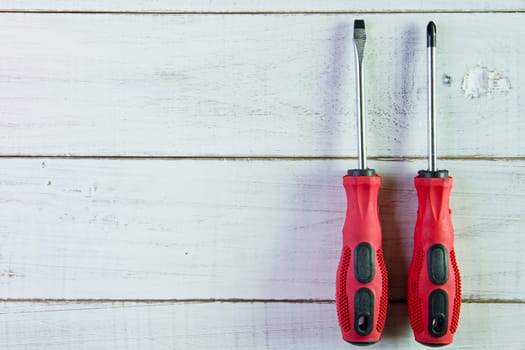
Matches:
[[408, 176, 461, 345], [336, 175, 388, 344]]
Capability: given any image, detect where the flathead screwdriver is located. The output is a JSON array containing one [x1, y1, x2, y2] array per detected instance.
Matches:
[[336, 19, 388, 345], [407, 21, 462, 346]]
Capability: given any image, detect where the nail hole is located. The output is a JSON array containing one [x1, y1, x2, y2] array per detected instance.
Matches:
[[442, 74, 452, 86]]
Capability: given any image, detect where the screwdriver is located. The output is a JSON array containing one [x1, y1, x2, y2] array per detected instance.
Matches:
[[407, 21, 461, 346], [336, 19, 388, 345]]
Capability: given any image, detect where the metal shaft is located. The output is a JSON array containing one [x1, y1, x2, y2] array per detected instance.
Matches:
[[427, 21, 437, 172], [354, 20, 367, 170]]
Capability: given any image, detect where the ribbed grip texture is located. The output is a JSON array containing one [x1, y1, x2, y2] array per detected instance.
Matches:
[[336, 247, 352, 333], [376, 248, 388, 332], [450, 250, 462, 333], [408, 248, 425, 334]]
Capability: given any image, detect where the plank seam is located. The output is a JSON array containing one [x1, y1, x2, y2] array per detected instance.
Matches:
[[0, 155, 522, 161], [0, 10, 523, 14], [0, 298, 521, 304]]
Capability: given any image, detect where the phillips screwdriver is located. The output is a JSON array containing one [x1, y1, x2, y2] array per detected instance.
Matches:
[[407, 21, 461, 346], [336, 19, 388, 345]]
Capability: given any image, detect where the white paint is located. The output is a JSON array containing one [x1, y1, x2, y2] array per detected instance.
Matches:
[[0, 13, 523, 157], [461, 66, 512, 98], [0, 7, 521, 350], [0, 302, 522, 349], [0, 0, 523, 12], [0, 158, 523, 300]]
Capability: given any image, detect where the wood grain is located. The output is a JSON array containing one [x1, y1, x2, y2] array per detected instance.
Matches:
[[0, 158, 522, 300], [0, 13, 523, 157], [0, 6, 519, 350], [0, 301, 521, 349], [0, 1, 523, 13]]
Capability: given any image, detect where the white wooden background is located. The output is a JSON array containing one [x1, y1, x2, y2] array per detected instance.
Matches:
[[0, 1, 524, 349]]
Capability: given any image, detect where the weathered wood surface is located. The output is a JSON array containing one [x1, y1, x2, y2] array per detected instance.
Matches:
[[0, 13, 523, 157], [0, 302, 521, 349], [0, 6, 521, 349], [0, 158, 522, 300], [0, 1, 523, 13]]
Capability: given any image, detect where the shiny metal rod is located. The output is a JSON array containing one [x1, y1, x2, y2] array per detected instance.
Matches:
[[354, 20, 367, 170], [427, 21, 437, 172]]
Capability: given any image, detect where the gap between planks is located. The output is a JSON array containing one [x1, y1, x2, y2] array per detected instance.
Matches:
[[0, 298, 522, 304], [0, 155, 523, 161], [0, 10, 523, 14]]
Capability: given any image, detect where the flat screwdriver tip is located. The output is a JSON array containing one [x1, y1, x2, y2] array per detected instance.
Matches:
[[427, 21, 436, 47], [353, 20, 366, 65], [354, 20, 366, 40]]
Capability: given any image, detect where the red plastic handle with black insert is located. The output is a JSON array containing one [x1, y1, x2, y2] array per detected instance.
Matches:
[[336, 174, 388, 345], [408, 175, 461, 346]]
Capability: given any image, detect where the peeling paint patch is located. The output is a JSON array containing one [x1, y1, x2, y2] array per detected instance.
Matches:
[[461, 66, 511, 98], [0, 270, 23, 278]]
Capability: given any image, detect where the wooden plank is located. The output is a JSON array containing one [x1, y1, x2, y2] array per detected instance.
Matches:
[[0, 1, 523, 13], [0, 13, 523, 157], [0, 302, 521, 349], [0, 158, 523, 300]]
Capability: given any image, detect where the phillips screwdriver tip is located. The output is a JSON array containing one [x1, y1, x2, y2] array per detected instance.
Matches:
[[427, 21, 436, 47]]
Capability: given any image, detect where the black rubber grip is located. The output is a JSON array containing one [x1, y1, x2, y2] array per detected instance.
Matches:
[[347, 168, 376, 176], [418, 170, 449, 178], [428, 244, 448, 285], [355, 242, 374, 283], [429, 289, 449, 337], [354, 288, 374, 336]]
